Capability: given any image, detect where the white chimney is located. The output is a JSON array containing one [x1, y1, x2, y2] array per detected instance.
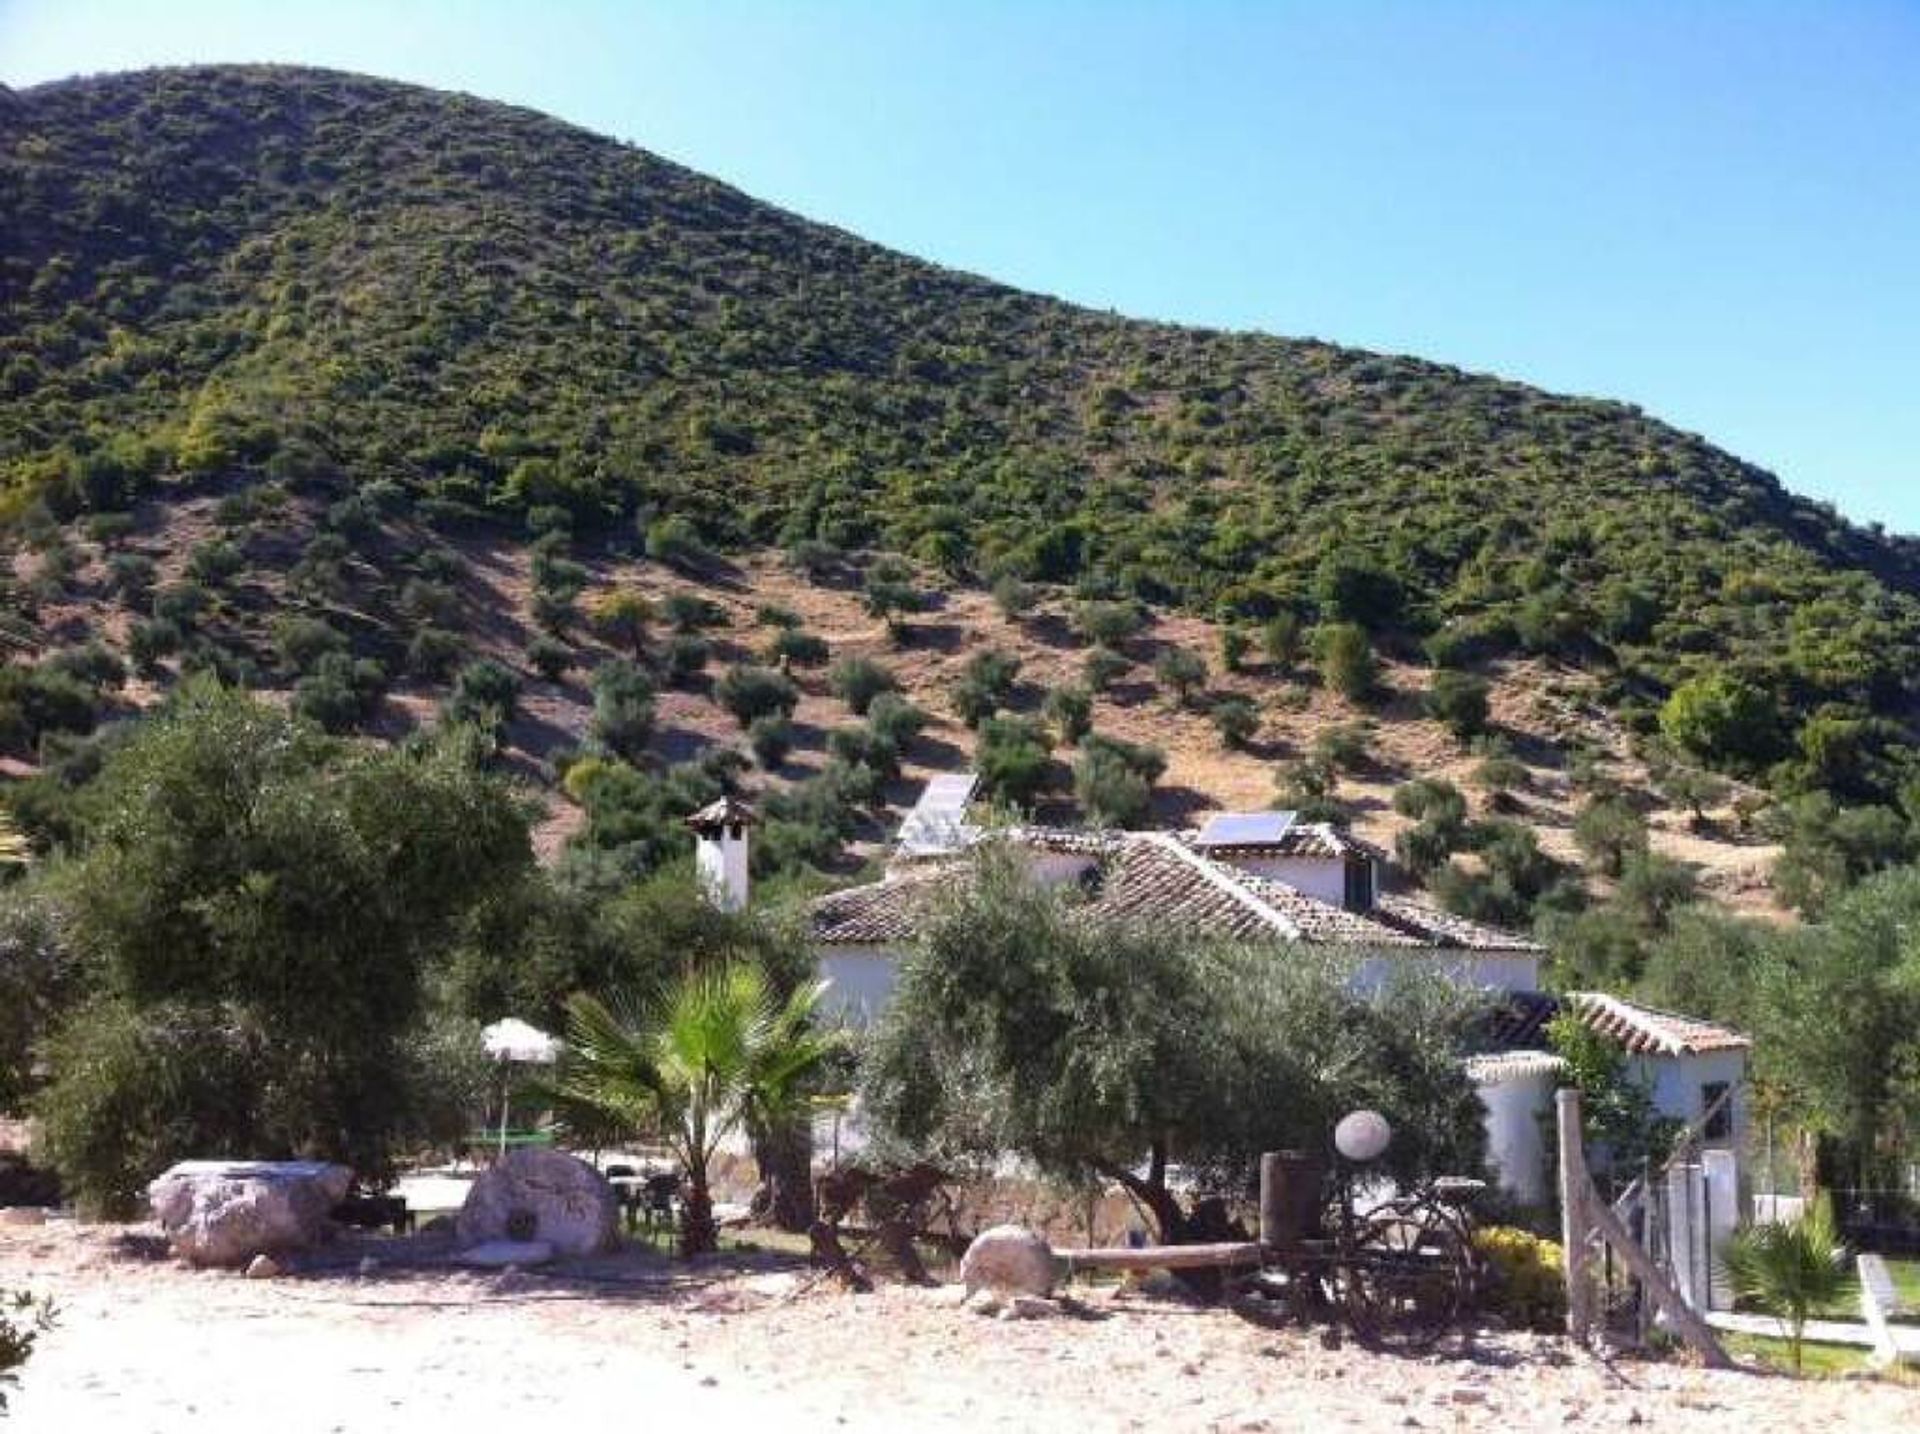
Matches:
[[687, 795, 756, 913]]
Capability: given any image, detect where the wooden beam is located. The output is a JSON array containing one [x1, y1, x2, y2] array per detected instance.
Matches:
[[1059, 1241, 1264, 1273], [1556, 1088, 1594, 1344], [1586, 1192, 1733, 1369]]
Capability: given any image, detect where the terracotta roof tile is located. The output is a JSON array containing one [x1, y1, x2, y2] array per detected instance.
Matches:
[[1565, 993, 1751, 1056]]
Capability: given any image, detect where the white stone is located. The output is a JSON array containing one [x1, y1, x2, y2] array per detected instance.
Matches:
[[960, 1224, 1057, 1298], [455, 1149, 618, 1257], [458, 1239, 554, 1268], [244, 1253, 281, 1279], [148, 1160, 352, 1268], [0, 1206, 47, 1226]]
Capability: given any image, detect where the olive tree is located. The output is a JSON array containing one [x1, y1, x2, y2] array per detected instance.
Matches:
[[34, 681, 532, 1213], [860, 846, 1488, 1243]]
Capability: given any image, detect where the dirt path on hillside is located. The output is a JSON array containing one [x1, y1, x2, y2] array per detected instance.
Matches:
[[5, 1222, 1913, 1432]]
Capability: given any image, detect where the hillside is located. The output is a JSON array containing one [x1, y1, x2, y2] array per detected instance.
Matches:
[[0, 64, 1910, 930]]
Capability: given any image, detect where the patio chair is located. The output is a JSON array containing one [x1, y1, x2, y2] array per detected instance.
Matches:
[[641, 1171, 681, 1246]]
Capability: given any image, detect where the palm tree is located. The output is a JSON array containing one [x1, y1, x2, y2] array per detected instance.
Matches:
[[1723, 1198, 1853, 1374], [550, 962, 841, 1256]]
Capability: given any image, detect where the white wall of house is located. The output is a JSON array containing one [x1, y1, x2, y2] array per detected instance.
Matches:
[[1349, 950, 1542, 996], [1473, 1065, 1560, 1208], [1211, 854, 1349, 905], [1629, 1048, 1750, 1151], [819, 945, 903, 1027]]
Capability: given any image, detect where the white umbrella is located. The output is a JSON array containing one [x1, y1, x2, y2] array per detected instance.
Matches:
[[482, 1017, 560, 1065], [481, 1019, 560, 1156]]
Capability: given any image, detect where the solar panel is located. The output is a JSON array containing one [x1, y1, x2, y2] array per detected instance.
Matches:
[[896, 772, 982, 856], [1195, 810, 1297, 847]]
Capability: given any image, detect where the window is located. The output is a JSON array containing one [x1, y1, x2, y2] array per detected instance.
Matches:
[[1701, 1081, 1732, 1142]]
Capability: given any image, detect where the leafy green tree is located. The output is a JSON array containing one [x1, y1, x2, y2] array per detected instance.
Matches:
[[991, 574, 1037, 620], [1751, 869, 1920, 1189], [1659, 672, 1784, 773], [34, 684, 530, 1211], [1310, 720, 1373, 772], [1153, 646, 1208, 705], [1314, 622, 1378, 703], [550, 963, 839, 1254], [1314, 552, 1403, 628], [1547, 1011, 1676, 1194], [861, 847, 1488, 1244], [1768, 793, 1912, 916], [1272, 755, 1343, 824], [586, 588, 653, 658], [1074, 600, 1144, 649], [445, 658, 521, 738], [0, 1284, 57, 1415]]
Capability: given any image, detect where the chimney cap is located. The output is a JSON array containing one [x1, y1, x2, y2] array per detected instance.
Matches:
[[686, 794, 758, 834]]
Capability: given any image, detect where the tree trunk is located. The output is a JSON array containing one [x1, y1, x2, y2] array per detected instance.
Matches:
[[750, 1115, 817, 1232], [680, 1165, 718, 1257]]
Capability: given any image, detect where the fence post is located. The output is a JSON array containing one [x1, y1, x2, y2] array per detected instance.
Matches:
[[1557, 1088, 1593, 1344]]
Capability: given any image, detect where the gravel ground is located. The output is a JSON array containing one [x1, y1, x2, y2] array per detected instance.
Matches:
[[4, 1222, 1917, 1432]]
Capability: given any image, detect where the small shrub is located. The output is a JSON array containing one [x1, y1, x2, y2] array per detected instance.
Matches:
[[663, 633, 711, 686], [767, 627, 829, 668], [661, 591, 723, 633], [1315, 622, 1378, 703], [445, 659, 521, 735], [408, 627, 464, 681], [829, 656, 896, 715], [293, 654, 386, 734], [127, 617, 182, 673], [1219, 626, 1251, 674], [1310, 720, 1374, 772], [152, 581, 211, 630], [715, 665, 799, 728], [1082, 646, 1130, 692], [1211, 694, 1259, 750], [975, 716, 1053, 809], [748, 716, 794, 769], [952, 649, 1022, 728], [105, 552, 156, 601], [1044, 685, 1094, 746], [592, 661, 657, 760], [272, 615, 347, 676], [1472, 1227, 1566, 1333], [992, 574, 1037, 620], [186, 539, 245, 587], [784, 537, 843, 581], [644, 514, 710, 570], [754, 602, 802, 630], [527, 635, 573, 682], [1427, 671, 1492, 741], [585, 589, 654, 656], [1073, 599, 1143, 649], [866, 693, 927, 754], [1261, 612, 1304, 670]]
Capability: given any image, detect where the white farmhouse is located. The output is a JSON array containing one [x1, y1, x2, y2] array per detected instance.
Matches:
[[691, 784, 1751, 1212]]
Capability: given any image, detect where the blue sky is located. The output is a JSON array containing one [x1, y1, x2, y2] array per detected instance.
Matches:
[[4, 1, 1916, 532]]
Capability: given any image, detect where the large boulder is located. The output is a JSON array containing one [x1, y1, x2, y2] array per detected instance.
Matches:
[[456, 1148, 619, 1257], [148, 1160, 353, 1268], [960, 1224, 1058, 1298]]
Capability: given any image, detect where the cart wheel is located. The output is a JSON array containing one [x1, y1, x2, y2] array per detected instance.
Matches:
[[1341, 1194, 1476, 1350]]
